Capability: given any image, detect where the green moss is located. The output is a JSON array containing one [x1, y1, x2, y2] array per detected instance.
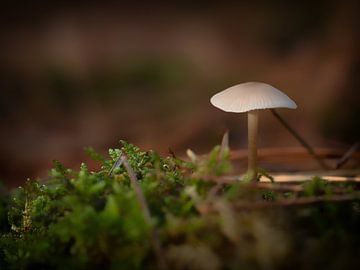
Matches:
[[0, 141, 359, 270]]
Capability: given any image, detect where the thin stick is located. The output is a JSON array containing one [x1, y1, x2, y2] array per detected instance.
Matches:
[[229, 147, 360, 160], [270, 109, 330, 169], [120, 154, 168, 270], [336, 142, 359, 169], [199, 174, 360, 184], [247, 182, 303, 192], [198, 175, 304, 192], [233, 193, 360, 210]]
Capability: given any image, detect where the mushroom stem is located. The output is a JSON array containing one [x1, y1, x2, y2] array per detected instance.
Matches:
[[248, 110, 259, 181]]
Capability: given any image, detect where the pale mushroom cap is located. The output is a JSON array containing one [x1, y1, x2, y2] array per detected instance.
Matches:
[[210, 82, 297, 113]]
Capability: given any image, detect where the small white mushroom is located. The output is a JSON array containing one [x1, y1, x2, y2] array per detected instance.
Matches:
[[210, 82, 297, 181]]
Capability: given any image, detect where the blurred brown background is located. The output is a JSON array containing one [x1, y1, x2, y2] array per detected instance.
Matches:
[[1, 1, 359, 186]]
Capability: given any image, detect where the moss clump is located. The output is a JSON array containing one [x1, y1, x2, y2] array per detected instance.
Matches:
[[0, 141, 359, 270]]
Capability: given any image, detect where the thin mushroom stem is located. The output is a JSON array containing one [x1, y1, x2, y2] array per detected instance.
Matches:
[[248, 110, 259, 181]]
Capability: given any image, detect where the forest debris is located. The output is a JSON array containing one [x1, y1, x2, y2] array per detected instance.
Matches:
[[233, 193, 360, 210], [229, 147, 360, 160], [336, 142, 359, 169], [270, 109, 330, 170], [201, 170, 360, 184], [220, 131, 229, 156], [262, 173, 360, 183]]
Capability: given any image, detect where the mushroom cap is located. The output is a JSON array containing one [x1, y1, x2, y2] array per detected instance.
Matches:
[[210, 82, 297, 113]]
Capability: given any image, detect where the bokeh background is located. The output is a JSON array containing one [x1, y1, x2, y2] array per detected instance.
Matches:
[[1, 1, 359, 187]]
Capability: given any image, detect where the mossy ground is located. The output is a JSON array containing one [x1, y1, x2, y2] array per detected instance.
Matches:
[[0, 141, 359, 270]]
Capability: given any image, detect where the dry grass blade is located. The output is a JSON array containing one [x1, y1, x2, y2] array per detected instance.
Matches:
[[108, 157, 124, 176], [120, 154, 168, 270], [220, 131, 229, 156]]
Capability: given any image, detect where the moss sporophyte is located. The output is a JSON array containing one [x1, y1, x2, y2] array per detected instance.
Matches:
[[0, 141, 359, 270]]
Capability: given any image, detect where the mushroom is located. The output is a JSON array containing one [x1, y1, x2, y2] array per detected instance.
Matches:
[[210, 82, 297, 181]]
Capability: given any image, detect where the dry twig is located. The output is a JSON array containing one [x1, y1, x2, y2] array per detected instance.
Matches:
[[233, 193, 360, 210], [336, 142, 359, 169], [197, 175, 305, 193], [229, 147, 359, 159], [271, 109, 330, 169]]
